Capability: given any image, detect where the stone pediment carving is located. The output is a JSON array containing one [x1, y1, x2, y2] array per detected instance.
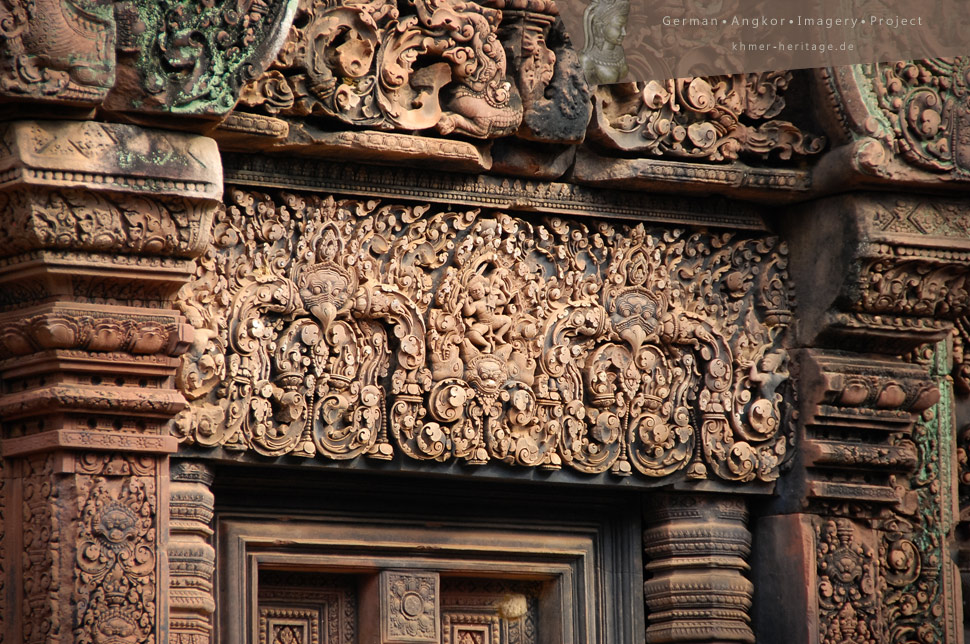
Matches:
[[588, 74, 826, 162], [815, 59, 970, 188], [175, 187, 793, 483], [231, 0, 593, 143]]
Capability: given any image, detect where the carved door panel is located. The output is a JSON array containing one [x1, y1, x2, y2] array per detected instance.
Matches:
[[257, 570, 542, 644]]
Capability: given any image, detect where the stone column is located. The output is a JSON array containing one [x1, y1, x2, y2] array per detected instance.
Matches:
[[169, 461, 216, 644], [0, 120, 220, 644], [643, 494, 754, 644]]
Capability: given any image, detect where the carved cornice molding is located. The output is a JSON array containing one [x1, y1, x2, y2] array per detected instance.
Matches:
[[782, 349, 939, 509], [783, 192, 970, 352], [175, 186, 793, 485], [222, 153, 769, 230]]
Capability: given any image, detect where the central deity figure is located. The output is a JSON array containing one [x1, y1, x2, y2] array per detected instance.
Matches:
[[463, 273, 513, 353]]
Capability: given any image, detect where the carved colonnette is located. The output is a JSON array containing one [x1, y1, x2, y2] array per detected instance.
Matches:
[[168, 461, 216, 644], [643, 494, 754, 643], [0, 119, 220, 644]]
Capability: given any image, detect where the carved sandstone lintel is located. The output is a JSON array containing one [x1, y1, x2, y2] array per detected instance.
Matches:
[[642, 494, 754, 643], [176, 187, 794, 485]]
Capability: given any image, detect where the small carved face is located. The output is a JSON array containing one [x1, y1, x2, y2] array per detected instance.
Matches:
[[467, 277, 488, 300], [96, 504, 137, 549]]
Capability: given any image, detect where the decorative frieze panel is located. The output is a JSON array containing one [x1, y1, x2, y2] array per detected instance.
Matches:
[[176, 187, 793, 483], [258, 571, 358, 644]]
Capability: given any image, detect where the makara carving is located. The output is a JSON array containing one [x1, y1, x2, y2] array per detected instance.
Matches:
[[588, 73, 825, 162], [176, 187, 792, 483]]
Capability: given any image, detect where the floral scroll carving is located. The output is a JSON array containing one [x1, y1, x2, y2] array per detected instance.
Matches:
[[816, 519, 882, 644], [237, 0, 522, 138], [588, 73, 825, 162], [74, 454, 158, 644], [176, 188, 793, 483], [22, 454, 58, 644], [109, 0, 297, 115], [870, 59, 970, 178]]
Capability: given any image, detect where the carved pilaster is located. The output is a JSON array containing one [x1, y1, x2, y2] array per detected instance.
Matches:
[[642, 494, 753, 644], [785, 192, 970, 354], [0, 119, 220, 644], [169, 461, 216, 644], [779, 349, 940, 510]]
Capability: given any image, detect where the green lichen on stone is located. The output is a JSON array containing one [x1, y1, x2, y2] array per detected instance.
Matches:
[[885, 340, 959, 644], [127, 0, 298, 115]]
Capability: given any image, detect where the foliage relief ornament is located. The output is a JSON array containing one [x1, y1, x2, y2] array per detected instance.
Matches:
[[175, 188, 793, 483], [74, 456, 158, 644], [237, 0, 522, 137], [113, 0, 298, 114], [588, 72, 825, 162], [870, 58, 970, 178]]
